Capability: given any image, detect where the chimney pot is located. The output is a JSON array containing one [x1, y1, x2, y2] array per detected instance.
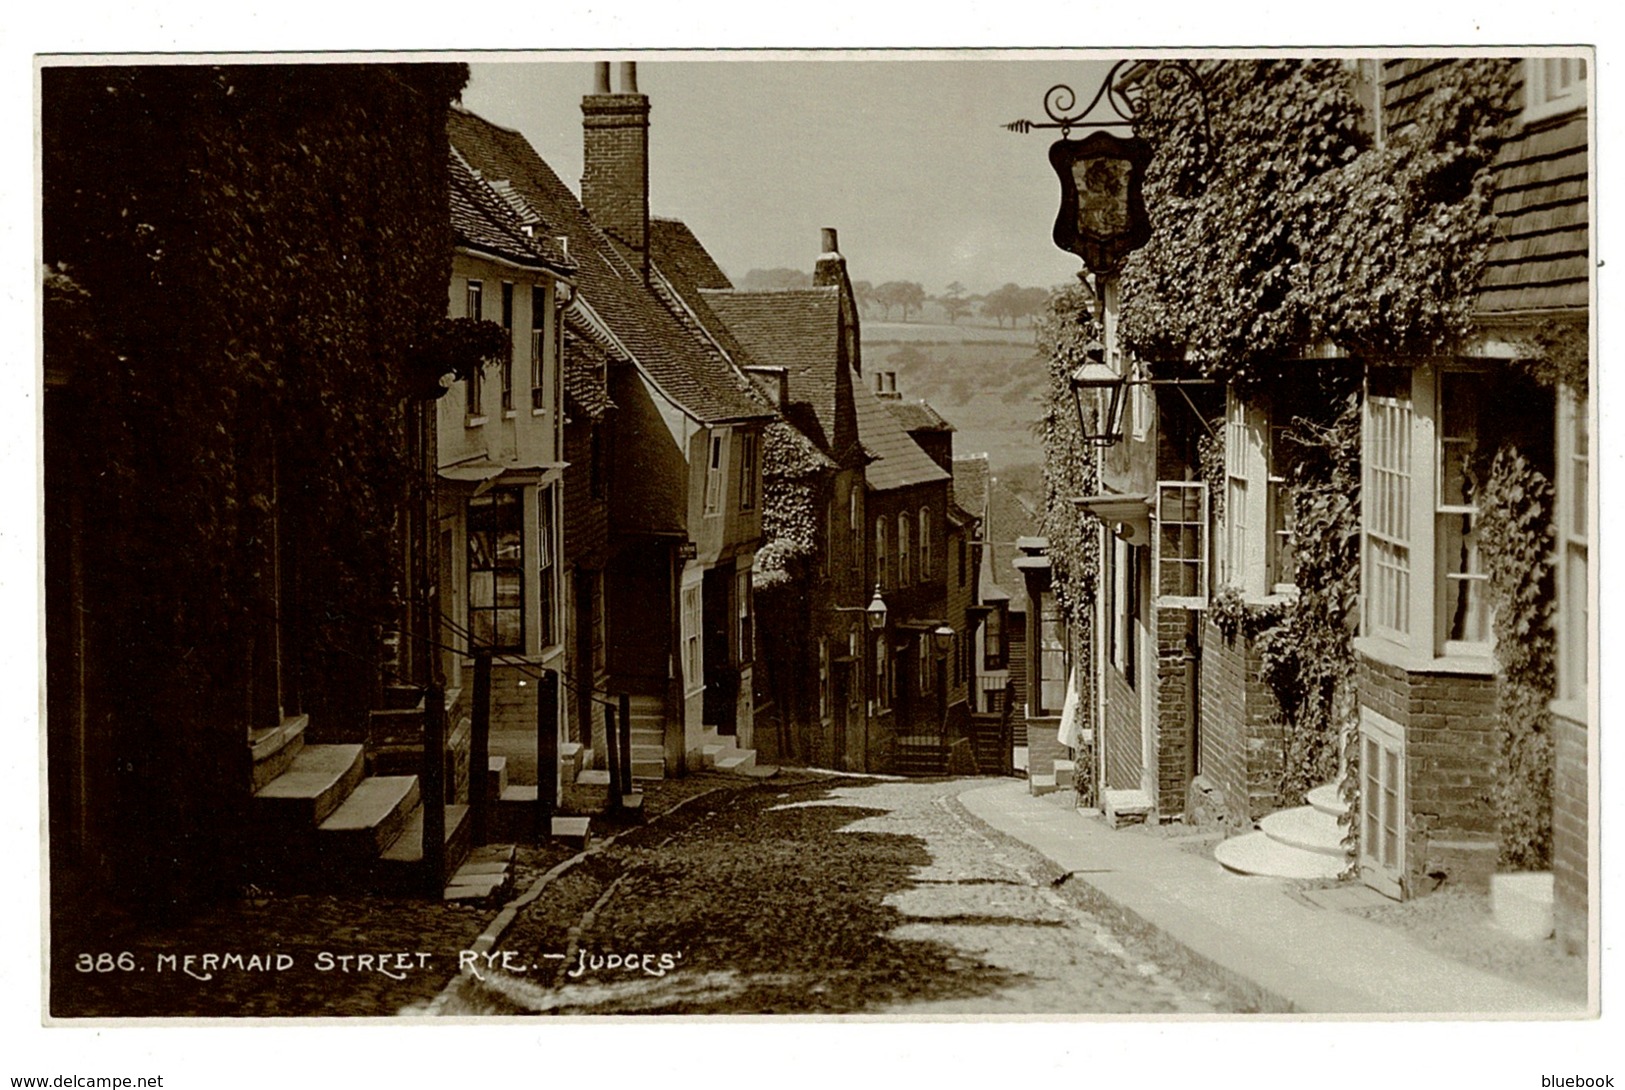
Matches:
[[620, 61, 639, 94], [593, 62, 612, 94], [820, 227, 839, 254]]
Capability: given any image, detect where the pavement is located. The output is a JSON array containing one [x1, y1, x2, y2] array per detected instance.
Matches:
[[958, 778, 1591, 1017]]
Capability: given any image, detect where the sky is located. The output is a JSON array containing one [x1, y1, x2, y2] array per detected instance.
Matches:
[[461, 55, 1114, 297]]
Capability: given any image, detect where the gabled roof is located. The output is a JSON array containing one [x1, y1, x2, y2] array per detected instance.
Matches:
[[953, 453, 991, 518], [448, 107, 772, 425], [448, 148, 572, 273], [651, 218, 733, 290], [852, 369, 950, 492], [885, 397, 955, 434], [701, 288, 846, 451]]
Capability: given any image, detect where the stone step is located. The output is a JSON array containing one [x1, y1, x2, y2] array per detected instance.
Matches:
[[715, 749, 757, 774], [1051, 758, 1077, 783], [1029, 773, 1058, 797], [1259, 804, 1346, 857], [254, 743, 365, 826], [249, 715, 310, 792], [698, 743, 727, 770], [486, 756, 509, 800], [1213, 830, 1346, 880], [318, 775, 421, 857], [378, 804, 472, 889], [550, 816, 592, 850], [1102, 788, 1154, 829], [1306, 783, 1347, 817], [559, 742, 585, 781], [632, 757, 666, 780], [564, 769, 612, 814]]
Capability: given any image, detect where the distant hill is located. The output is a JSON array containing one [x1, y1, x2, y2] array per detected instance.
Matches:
[[859, 321, 1048, 476]]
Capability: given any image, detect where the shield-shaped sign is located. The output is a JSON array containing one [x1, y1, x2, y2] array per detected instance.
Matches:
[[1049, 131, 1153, 275]]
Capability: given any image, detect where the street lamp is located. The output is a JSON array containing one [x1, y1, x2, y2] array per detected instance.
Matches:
[[866, 584, 889, 631], [1069, 340, 1127, 447]]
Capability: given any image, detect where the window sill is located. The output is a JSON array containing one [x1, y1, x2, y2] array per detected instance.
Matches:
[[1352, 635, 1496, 677], [503, 409, 518, 420], [1549, 697, 1590, 726], [465, 415, 489, 429]]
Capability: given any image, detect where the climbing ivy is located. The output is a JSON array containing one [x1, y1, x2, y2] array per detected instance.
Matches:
[[42, 63, 470, 903], [1035, 281, 1104, 795], [1120, 59, 1517, 380], [1478, 447, 1558, 869]]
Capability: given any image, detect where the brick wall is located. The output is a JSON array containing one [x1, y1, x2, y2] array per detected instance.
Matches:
[[1026, 715, 1068, 780], [1195, 619, 1286, 831], [1102, 666, 1141, 790], [1551, 708, 1588, 956], [1357, 651, 1499, 896], [1154, 606, 1193, 815], [580, 92, 650, 260]]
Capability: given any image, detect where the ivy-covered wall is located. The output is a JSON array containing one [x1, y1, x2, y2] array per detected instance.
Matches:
[[42, 63, 469, 907]]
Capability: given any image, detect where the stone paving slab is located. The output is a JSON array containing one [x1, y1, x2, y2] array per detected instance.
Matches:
[[957, 779, 1588, 1017]]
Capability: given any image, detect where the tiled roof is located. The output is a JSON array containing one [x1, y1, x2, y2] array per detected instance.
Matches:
[[447, 107, 773, 424], [563, 324, 615, 420], [651, 218, 733, 290], [884, 397, 955, 434], [953, 454, 991, 518], [448, 149, 571, 272], [851, 369, 950, 493], [701, 288, 845, 452]]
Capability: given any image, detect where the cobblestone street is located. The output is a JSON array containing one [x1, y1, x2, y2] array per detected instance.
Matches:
[[438, 775, 1248, 1015]]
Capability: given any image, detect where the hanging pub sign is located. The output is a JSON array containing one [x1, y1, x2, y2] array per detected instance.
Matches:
[[1049, 131, 1152, 276]]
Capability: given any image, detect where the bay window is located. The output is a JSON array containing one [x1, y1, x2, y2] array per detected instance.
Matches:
[[467, 489, 522, 651], [1360, 364, 1498, 664], [1556, 388, 1589, 708]]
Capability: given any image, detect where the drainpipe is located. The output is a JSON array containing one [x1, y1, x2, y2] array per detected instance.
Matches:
[[1184, 609, 1201, 788]]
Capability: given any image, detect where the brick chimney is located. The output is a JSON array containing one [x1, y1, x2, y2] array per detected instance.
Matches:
[[813, 226, 862, 377], [582, 60, 651, 280]]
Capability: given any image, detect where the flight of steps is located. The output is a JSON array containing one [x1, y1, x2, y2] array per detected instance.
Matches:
[[1213, 783, 1349, 880], [894, 736, 948, 777], [249, 715, 471, 894], [697, 735, 777, 778], [491, 745, 599, 843], [627, 694, 667, 782]]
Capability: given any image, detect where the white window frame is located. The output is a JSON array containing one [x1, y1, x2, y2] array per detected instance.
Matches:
[[1555, 387, 1589, 714], [1358, 706, 1406, 900], [1221, 388, 1268, 597], [1359, 364, 1500, 669], [681, 581, 703, 695], [703, 432, 725, 516], [1434, 370, 1492, 656], [1363, 373, 1415, 644], [1154, 480, 1208, 609], [1266, 414, 1298, 593], [500, 281, 515, 414], [738, 430, 758, 512], [465, 280, 486, 421], [736, 568, 753, 664], [1524, 55, 1587, 123], [537, 483, 560, 650]]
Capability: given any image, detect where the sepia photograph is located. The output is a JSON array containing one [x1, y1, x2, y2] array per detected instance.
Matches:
[[14, 9, 1614, 1084]]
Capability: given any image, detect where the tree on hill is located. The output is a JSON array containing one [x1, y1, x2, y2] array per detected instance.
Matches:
[[981, 283, 1050, 328], [740, 267, 813, 291], [939, 281, 972, 324], [853, 280, 875, 315], [874, 280, 926, 321]]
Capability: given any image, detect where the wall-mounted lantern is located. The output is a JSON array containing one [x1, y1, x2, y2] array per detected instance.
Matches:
[[1068, 339, 1127, 447], [833, 584, 890, 631]]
